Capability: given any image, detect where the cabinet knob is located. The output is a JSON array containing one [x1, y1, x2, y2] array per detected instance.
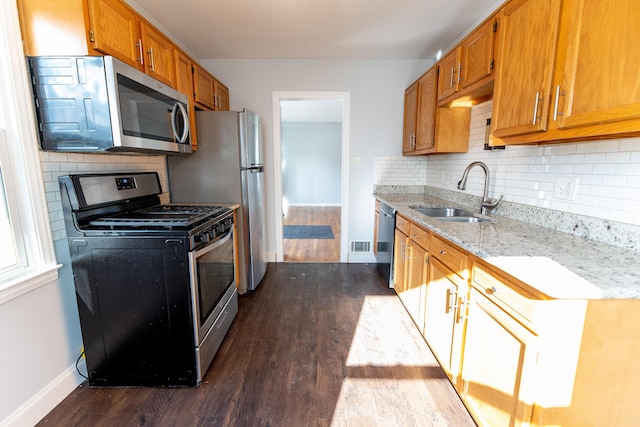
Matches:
[[485, 286, 497, 295], [440, 250, 446, 255]]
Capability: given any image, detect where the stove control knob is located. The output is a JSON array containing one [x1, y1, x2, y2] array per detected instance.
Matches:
[[195, 231, 210, 244]]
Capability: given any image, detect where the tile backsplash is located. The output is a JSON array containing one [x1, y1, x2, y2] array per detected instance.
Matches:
[[375, 100, 640, 227], [40, 151, 168, 241]]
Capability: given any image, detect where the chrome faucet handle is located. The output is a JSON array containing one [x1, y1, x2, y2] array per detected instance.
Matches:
[[482, 195, 504, 210]]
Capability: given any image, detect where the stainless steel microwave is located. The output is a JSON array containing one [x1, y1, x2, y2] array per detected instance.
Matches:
[[27, 55, 191, 155]]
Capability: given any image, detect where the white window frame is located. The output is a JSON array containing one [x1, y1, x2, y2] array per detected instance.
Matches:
[[0, 0, 60, 304]]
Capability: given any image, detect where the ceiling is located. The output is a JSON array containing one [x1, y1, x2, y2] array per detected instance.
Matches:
[[131, 0, 505, 60]]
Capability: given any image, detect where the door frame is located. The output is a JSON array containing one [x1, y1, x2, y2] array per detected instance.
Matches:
[[272, 91, 350, 263]]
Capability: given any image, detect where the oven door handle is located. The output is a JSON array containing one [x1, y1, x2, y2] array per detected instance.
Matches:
[[193, 229, 232, 257]]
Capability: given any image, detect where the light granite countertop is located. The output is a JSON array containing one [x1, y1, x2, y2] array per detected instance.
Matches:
[[375, 192, 640, 299]]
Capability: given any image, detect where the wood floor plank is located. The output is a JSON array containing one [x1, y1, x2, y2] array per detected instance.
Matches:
[[37, 263, 475, 427]]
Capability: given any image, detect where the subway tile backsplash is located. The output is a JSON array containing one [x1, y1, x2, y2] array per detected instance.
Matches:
[[376, 100, 640, 228], [40, 151, 168, 241]]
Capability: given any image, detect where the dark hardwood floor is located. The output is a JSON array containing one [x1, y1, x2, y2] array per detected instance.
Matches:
[[37, 263, 475, 427]]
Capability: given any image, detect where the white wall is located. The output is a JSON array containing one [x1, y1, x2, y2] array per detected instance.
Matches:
[[202, 59, 431, 259], [282, 122, 342, 205]]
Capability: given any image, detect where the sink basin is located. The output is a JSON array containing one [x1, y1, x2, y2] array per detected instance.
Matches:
[[409, 206, 491, 223], [410, 206, 475, 217], [436, 216, 490, 223]]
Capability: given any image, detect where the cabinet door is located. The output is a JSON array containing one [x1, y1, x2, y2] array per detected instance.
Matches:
[[423, 257, 463, 380], [437, 47, 461, 101], [392, 228, 408, 295], [193, 63, 215, 110], [461, 18, 497, 89], [461, 288, 537, 427], [402, 82, 419, 154], [214, 79, 230, 111], [415, 68, 437, 152], [491, 0, 562, 138], [141, 23, 175, 88], [552, 0, 640, 130], [403, 242, 427, 326], [87, 0, 143, 70]]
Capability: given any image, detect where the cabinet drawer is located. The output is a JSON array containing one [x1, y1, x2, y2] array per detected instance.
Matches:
[[410, 224, 429, 250], [396, 214, 410, 234], [431, 234, 467, 279], [472, 263, 540, 328]]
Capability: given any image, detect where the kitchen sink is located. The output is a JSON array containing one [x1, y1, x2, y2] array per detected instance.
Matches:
[[409, 206, 491, 223], [436, 216, 490, 223], [410, 206, 475, 217]]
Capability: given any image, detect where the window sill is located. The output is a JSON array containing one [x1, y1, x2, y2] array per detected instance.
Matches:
[[0, 264, 62, 305]]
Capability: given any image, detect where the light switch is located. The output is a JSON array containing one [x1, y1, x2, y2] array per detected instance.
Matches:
[[353, 155, 360, 166]]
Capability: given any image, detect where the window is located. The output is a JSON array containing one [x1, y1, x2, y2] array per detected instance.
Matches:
[[0, 0, 59, 302]]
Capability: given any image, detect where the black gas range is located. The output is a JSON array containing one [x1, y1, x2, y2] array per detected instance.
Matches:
[[60, 172, 238, 387]]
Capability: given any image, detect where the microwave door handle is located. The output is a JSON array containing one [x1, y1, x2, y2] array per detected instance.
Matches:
[[171, 102, 190, 143]]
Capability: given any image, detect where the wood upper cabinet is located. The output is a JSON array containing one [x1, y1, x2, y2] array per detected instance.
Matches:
[[140, 22, 175, 87], [552, 0, 640, 131], [437, 47, 462, 101], [402, 81, 419, 153], [493, 0, 640, 144], [87, 0, 143, 70], [403, 68, 469, 155], [491, 0, 562, 139], [214, 79, 230, 111], [193, 62, 215, 110], [460, 17, 498, 90]]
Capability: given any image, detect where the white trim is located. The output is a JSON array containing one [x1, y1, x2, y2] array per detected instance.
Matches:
[[0, 265, 62, 305], [272, 91, 350, 263], [0, 0, 58, 293], [0, 360, 86, 427]]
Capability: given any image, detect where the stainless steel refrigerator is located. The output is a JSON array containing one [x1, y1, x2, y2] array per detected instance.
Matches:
[[167, 109, 267, 293]]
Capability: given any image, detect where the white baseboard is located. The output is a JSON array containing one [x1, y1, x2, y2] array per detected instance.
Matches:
[[1, 360, 85, 427], [346, 253, 377, 263]]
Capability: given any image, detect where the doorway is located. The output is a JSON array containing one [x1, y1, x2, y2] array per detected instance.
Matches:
[[272, 92, 350, 263]]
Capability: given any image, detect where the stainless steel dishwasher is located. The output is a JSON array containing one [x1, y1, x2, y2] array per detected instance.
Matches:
[[376, 202, 396, 288]]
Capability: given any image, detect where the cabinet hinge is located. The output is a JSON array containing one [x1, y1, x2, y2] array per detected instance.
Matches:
[[493, 21, 498, 33], [89, 30, 95, 43], [490, 59, 495, 70]]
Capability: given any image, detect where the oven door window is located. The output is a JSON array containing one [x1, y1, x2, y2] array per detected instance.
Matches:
[[116, 74, 187, 143], [196, 231, 235, 326]]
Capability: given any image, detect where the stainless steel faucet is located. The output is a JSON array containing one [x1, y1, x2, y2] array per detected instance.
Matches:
[[457, 161, 504, 215]]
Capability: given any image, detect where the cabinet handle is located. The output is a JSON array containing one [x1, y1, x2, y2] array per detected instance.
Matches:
[[148, 47, 155, 72], [440, 250, 446, 255], [455, 296, 465, 324], [449, 67, 455, 88], [136, 39, 144, 66], [553, 85, 566, 121], [485, 286, 497, 295], [405, 245, 412, 260], [457, 63, 462, 84], [532, 92, 544, 125], [445, 287, 454, 313]]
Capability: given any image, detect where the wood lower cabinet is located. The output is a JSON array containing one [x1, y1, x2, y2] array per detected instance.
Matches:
[[392, 227, 408, 295], [373, 201, 380, 256], [402, 224, 429, 325], [461, 287, 537, 426], [423, 257, 466, 382]]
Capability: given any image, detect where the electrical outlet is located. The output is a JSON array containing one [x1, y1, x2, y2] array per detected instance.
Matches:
[[554, 176, 579, 201]]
